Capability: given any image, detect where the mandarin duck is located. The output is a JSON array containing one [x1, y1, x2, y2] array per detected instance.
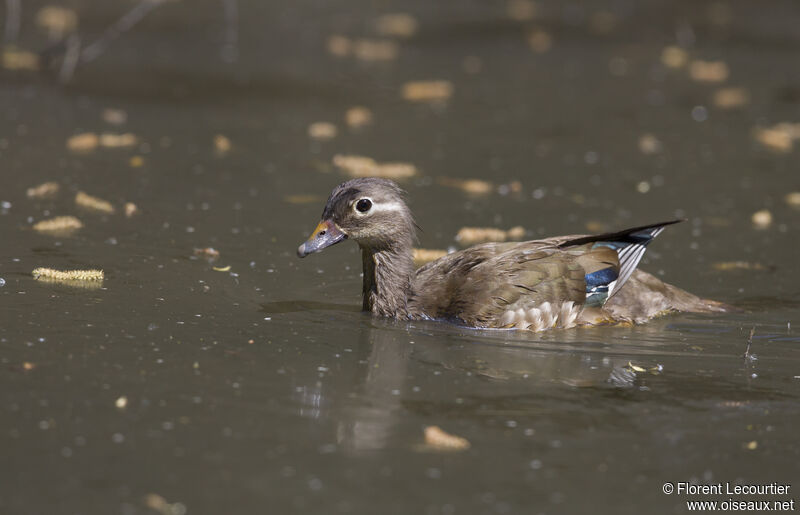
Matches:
[[297, 178, 729, 331]]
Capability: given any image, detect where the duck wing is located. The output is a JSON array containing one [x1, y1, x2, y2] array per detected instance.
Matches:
[[408, 220, 682, 329]]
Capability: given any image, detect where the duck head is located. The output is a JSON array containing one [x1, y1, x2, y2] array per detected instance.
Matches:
[[297, 178, 415, 258]]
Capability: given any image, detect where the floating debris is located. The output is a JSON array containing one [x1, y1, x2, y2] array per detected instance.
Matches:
[[32, 267, 104, 282], [327, 35, 351, 57], [332, 154, 418, 179], [102, 108, 128, 125], [35, 6, 78, 40], [129, 155, 144, 168], [76, 191, 115, 213], [712, 87, 750, 109], [506, 0, 537, 21], [124, 202, 139, 218], [214, 134, 232, 155], [437, 177, 493, 195], [636, 181, 651, 194], [374, 13, 418, 38], [99, 132, 137, 148], [456, 226, 525, 245], [308, 122, 338, 141], [753, 126, 793, 153], [661, 46, 688, 69], [753, 122, 800, 153], [352, 39, 398, 61], [66, 132, 99, 152], [66, 132, 137, 151], [527, 29, 552, 54], [424, 426, 471, 451], [143, 493, 187, 515], [585, 221, 607, 233], [688, 60, 729, 83], [26, 181, 60, 199], [22, 362, 36, 371], [345, 106, 373, 129], [402, 80, 453, 102], [626, 361, 646, 373], [284, 194, 324, 204], [712, 261, 769, 271], [115, 396, 128, 410], [413, 248, 448, 266], [751, 209, 772, 230], [785, 191, 800, 208], [745, 440, 758, 451], [2, 47, 40, 71], [212, 265, 231, 272], [194, 247, 220, 260], [32, 215, 83, 234], [638, 133, 663, 155]]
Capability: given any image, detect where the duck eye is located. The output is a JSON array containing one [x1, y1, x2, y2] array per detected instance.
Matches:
[[355, 199, 372, 213]]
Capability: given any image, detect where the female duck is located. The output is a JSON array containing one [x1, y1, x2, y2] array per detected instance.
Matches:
[[297, 178, 728, 331]]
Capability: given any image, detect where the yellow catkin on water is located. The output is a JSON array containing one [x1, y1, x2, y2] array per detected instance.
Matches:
[[76, 191, 115, 213], [437, 177, 493, 195], [214, 134, 232, 154], [456, 226, 525, 245], [374, 13, 418, 38], [99, 133, 137, 148], [402, 80, 453, 102], [527, 29, 553, 54], [753, 127, 793, 153], [102, 108, 127, 125], [785, 192, 800, 208], [332, 154, 418, 179], [35, 6, 78, 39], [66, 132, 99, 152], [352, 39, 398, 61], [424, 426, 471, 451], [638, 133, 663, 155], [413, 248, 448, 266], [32, 216, 83, 233], [2, 47, 40, 70], [712, 87, 749, 109], [27, 181, 60, 199], [32, 267, 104, 281], [124, 202, 139, 218], [345, 106, 373, 129], [712, 261, 768, 271], [284, 194, 324, 204], [661, 46, 688, 69], [307, 122, 338, 140], [327, 35, 351, 57], [688, 60, 729, 83], [751, 209, 773, 229]]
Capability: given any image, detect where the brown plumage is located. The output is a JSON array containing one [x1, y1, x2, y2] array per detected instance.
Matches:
[[297, 178, 729, 331]]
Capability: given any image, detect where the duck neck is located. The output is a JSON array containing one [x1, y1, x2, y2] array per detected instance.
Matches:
[[360, 242, 414, 318]]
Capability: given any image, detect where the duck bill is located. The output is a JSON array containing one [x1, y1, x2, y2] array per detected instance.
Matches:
[[297, 219, 346, 258]]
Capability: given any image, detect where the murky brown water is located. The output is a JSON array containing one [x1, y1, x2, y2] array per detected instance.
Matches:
[[2, 1, 799, 514]]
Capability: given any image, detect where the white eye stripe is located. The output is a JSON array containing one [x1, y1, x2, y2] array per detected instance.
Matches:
[[369, 201, 405, 213], [352, 198, 404, 214]]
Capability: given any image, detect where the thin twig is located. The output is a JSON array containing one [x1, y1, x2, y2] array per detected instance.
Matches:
[[58, 34, 81, 83], [743, 326, 755, 360], [81, 0, 167, 63]]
